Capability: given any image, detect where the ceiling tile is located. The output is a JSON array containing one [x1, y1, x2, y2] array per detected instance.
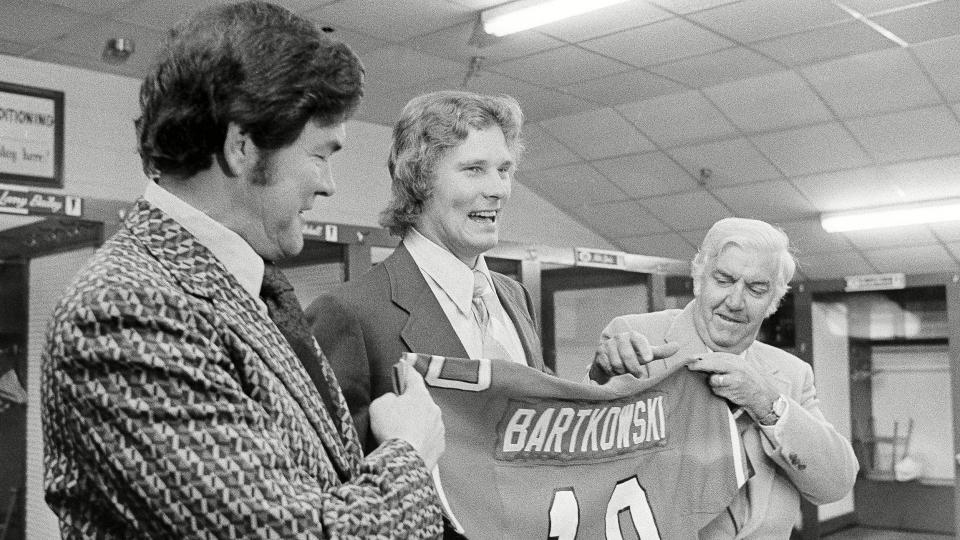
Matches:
[[404, 21, 563, 64], [688, 0, 847, 43], [301, 23, 390, 56], [801, 47, 941, 118], [679, 228, 709, 248], [581, 17, 733, 68], [0, 0, 86, 44], [751, 20, 895, 67], [568, 200, 671, 238], [518, 163, 626, 207], [26, 45, 138, 77], [306, 0, 473, 42], [44, 0, 139, 15], [840, 0, 938, 16], [798, 251, 875, 279], [351, 79, 445, 126], [642, 190, 732, 231], [455, 71, 597, 123], [361, 45, 466, 88], [913, 34, 960, 101], [705, 70, 833, 132], [536, 0, 672, 43], [593, 152, 698, 198], [648, 46, 781, 89], [930, 221, 960, 243], [649, 0, 741, 14], [539, 108, 654, 160], [45, 18, 164, 75], [116, 0, 225, 30], [846, 105, 960, 164], [880, 155, 960, 202], [491, 45, 631, 87], [791, 167, 904, 213], [262, 0, 341, 14], [750, 122, 872, 176], [872, 0, 960, 45], [617, 90, 738, 148], [519, 124, 581, 171], [712, 179, 817, 222], [843, 225, 940, 250], [447, 0, 502, 8], [0, 39, 33, 56], [561, 69, 684, 107], [947, 241, 960, 262], [861, 244, 956, 274], [615, 233, 698, 260], [668, 137, 782, 186], [778, 219, 854, 255]]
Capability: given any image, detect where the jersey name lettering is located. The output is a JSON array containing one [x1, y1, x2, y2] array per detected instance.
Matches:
[[497, 395, 667, 462]]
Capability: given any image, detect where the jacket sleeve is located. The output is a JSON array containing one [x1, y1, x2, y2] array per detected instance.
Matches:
[[307, 291, 373, 449], [757, 361, 859, 504], [44, 288, 441, 539]]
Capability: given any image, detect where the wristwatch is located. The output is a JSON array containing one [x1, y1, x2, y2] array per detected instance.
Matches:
[[758, 395, 787, 426]]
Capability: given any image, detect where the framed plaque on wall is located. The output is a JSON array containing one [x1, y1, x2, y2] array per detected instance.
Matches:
[[0, 81, 65, 188]]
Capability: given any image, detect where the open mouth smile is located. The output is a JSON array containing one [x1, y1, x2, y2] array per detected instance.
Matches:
[[468, 210, 498, 223]]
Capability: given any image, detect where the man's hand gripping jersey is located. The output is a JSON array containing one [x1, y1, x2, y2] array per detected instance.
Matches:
[[399, 352, 750, 540]]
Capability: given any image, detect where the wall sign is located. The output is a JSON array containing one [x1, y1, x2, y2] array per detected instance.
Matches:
[[0, 187, 82, 217], [0, 81, 65, 188], [574, 247, 626, 269], [844, 272, 906, 292]]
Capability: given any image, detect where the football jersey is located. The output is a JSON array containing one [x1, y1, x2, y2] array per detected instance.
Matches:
[[401, 352, 749, 540]]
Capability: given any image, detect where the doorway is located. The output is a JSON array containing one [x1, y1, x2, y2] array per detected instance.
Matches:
[[801, 275, 958, 537]]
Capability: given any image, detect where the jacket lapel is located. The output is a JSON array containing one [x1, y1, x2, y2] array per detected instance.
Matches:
[[130, 199, 358, 479], [387, 244, 469, 358], [491, 273, 545, 370]]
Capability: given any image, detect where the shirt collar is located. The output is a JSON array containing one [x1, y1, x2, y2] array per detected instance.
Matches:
[[404, 228, 492, 314], [143, 181, 264, 301]]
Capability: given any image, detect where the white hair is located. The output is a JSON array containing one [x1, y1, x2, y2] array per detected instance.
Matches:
[[691, 218, 797, 317]]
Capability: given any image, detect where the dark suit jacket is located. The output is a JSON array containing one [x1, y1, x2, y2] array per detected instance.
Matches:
[[306, 243, 546, 450], [43, 199, 442, 539]]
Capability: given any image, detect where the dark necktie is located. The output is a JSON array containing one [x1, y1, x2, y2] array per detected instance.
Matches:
[[260, 262, 340, 426]]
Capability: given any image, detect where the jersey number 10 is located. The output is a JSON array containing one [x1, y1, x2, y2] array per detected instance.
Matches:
[[548, 476, 661, 540]]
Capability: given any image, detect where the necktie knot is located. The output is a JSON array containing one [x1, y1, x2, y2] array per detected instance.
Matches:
[[472, 270, 491, 327], [261, 263, 294, 300]]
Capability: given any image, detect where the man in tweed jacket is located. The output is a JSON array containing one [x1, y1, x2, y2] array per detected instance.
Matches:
[[42, 2, 444, 538]]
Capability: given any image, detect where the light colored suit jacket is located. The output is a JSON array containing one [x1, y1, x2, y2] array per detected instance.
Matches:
[[43, 199, 442, 539], [602, 302, 858, 539], [306, 243, 546, 450]]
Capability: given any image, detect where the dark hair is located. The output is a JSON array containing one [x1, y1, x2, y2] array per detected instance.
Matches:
[[136, 1, 364, 178], [380, 90, 524, 237]]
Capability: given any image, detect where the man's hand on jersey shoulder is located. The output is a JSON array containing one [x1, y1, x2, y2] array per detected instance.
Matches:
[[688, 352, 780, 420], [589, 331, 680, 384]]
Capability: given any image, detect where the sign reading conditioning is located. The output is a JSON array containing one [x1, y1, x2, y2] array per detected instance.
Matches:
[[0, 81, 64, 188]]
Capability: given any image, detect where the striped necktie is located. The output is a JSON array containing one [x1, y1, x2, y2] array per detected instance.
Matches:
[[471, 270, 514, 362]]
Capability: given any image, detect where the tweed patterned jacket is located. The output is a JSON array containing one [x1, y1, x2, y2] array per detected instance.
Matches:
[[42, 198, 443, 539]]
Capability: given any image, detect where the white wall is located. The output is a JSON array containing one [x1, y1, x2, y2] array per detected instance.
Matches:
[[1, 53, 147, 201], [2, 53, 613, 251]]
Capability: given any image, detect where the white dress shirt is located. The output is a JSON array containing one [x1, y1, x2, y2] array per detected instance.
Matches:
[[143, 181, 266, 313], [404, 228, 526, 364]]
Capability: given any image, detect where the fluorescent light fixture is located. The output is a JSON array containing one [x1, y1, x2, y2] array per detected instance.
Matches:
[[481, 0, 631, 37], [821, 198, 960, 233]]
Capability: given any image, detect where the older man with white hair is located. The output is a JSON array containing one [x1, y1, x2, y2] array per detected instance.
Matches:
[[590, 217, 857, 539]]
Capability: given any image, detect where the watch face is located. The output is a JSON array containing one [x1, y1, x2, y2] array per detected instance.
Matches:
[[773, 396, 787, 416]]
